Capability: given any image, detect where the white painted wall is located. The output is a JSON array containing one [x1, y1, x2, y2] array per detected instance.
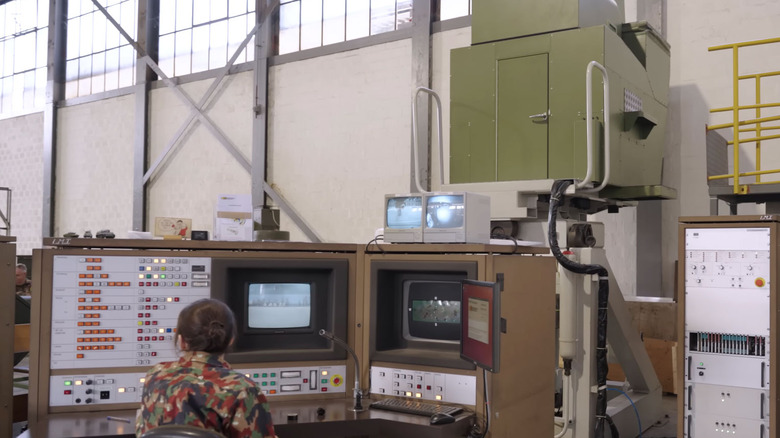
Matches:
[[55, 95, 135, 238], [147, 72, 253, 234], [0, 112, 44, 254], [268, 39, 413, 243]]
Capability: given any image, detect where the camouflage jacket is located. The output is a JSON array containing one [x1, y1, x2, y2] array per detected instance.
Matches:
[[135, 351, 276, 438], [16, 279, 32, 296]]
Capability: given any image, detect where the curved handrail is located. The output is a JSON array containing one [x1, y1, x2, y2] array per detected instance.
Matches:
[[578, 61, 611, 193], [411, 87, 444, 193]]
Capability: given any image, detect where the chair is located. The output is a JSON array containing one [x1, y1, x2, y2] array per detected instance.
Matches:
[[140, 425, 227, 438]]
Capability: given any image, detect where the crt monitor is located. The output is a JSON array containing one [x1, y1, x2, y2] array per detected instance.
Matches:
[[370, 259, 477, 370], [384, 194, 424, 243], [460, 279, 501, 373], [210, 257, 349, 363], [422, 192, 491, 244]]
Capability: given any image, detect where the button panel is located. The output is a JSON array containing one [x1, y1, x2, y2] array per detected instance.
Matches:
[[237, 365, 347, 397], [50, 255, 211, 369], [50, 373, 146, 406], [370, 366, 476, 405]]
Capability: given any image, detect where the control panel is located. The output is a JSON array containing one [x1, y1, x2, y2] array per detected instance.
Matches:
[[370, 366, 476, 405], [50, 255, 212, 369], [50, 365, 347, 407], [237, 365, 348, 396], [683, 227, 771, 437]]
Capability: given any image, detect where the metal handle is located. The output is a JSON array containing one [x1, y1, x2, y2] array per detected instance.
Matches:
[[529, 111, 549, 121], [687, 386, 692, 410], [760, 424, 765, 438], [761, 361, 766, 387], [687, 415, 693, 438], [411, 87, 444, 193], [578, 61, 611, 192], [688, 356, 692, 379], [760, 392, 765, 419]]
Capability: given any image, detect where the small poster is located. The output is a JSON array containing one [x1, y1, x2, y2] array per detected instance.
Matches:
[[154, 217, 192, 239]]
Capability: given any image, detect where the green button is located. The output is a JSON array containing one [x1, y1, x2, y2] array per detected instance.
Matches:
[[321, 379, 328, 384], [262, 373, 268, 378], [270, 373, 276, 377], [271, 382, 276, 386], [146, 274, 152, 279], [64, 381, 72, 386], [261, 382, 267, 386], [253, 373, 259, 378], [161, 274, 166, 279]]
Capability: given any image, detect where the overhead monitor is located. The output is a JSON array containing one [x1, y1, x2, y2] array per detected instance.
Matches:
[[460, 279, 501, 373], [423, 192, 491, 244], [384, 194, 425, 243]]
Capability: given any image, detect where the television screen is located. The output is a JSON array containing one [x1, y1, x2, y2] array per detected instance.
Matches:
[[247, 283, 311, 329], [425, 195, 465, 228], [410, 299, 460, 324], [386, 196, 423, 229]]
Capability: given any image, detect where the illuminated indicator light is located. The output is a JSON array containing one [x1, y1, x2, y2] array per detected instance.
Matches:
[[76, 354, 84, 358], [700, 362, 704, 366], [321, 370, 328, 376], [415, 393, 422, 398], [75, 380, 83, 385], [118, 388, 125, 393], [405, 392, 412, 397], [435, 395, 442, 401], [64, 381, 72, 386], [95, 258, 101, 262], [124, 282, 130, 286], [154, 259, 159, 263], [161, 274, 166, 279], [159, 329, 164, 333], [271, 382, 276, 386], [262, 382, 267, 386], [262, 373, 267, 378], [153, 275, 159, 279], [254, 374, 259, 378], [269, 390, 276, 394], [167, 297, 173, 302], [270, 373, 276, 377], [161, 267, 166, 271], [174, 297, 179, 302], [79, 274, 85, 278], [140, 378, 146, 383], [161, 259, 166, 264], [146, 267, 151, 271], [321, 379, 328, 384], [138, 321, 143, 326], [245, 374, 251, 378]]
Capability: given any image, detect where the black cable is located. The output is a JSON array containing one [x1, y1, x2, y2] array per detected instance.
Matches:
[[490, 233, 519, 254], [364, 235, 385, 253], [606, 414, 619, 438], [548, 179, 611, 438]]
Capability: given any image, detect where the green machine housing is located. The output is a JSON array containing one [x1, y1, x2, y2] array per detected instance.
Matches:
[[450, 0, 671, 199]]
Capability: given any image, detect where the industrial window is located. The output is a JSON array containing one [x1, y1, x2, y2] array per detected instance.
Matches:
[[0, 0, 48, 116], [158, 0, 256, 78], [439, 0, 470, 21], [278, 0, 413, 55], [65, 0, 138, 99]]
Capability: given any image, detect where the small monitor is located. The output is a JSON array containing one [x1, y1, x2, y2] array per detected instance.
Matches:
[[460, 279, 501, 373], [384, 194, 424, 243], [423, 192, 491, 244]]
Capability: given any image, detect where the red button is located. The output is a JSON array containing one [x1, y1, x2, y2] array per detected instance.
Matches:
[[756, 278, 766, 287], [303, 379, 308, 383], [151, 352, 157, 356], [137, 337, 142, 341], [321, 388, 328, 392], [138, 282, 143, 286], [417, 384, 422, 389], [64, 390, 72, 395], [174, 297, 180, 302]]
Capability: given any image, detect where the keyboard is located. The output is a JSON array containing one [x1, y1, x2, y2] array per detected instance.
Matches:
[[369, 398, 463, 417]]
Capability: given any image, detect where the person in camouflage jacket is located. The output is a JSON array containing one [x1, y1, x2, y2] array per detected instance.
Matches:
[[136, 299, 276, 438]]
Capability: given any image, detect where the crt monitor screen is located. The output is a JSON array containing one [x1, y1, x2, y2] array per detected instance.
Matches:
[[460, 279, 501, 373], [425, 195, 465, 228], [386, 196, 423, 229], [247, 283, 311, 329], [404, 280, 461, 342]]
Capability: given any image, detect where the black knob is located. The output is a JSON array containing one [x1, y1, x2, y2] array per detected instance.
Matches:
[[316, 407, 326, 417], [85, 389, 93, 394], [75, 398, 82, 404], [699, 371, 704, 376], [85, 398, 93, 404], [86, 380, 93, 385]]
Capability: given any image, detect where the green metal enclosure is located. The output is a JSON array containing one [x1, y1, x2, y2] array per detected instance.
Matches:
[[450, 0, 671, 194]]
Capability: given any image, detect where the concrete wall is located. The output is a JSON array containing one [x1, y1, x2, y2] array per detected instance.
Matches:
[[0, 112, 44, 255], [55, 95, 136, 238], [147, 72, 253, 235], [268, 39, 413, 243]]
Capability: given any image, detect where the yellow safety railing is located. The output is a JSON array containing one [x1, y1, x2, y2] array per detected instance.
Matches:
[[708, 37, 780, 194]]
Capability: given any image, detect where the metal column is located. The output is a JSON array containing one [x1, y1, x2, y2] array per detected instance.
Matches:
[[410, 0, 432, 192]]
